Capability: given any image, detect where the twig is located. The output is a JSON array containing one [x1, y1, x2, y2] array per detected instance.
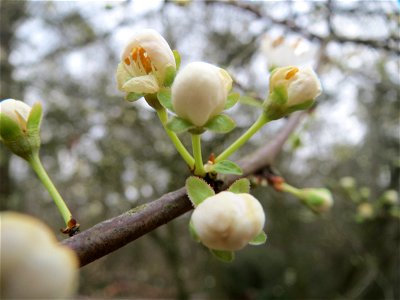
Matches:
[[62, 112, 306, 267]]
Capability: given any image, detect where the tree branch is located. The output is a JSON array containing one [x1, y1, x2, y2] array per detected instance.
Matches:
[[62, 112, 306, 267]]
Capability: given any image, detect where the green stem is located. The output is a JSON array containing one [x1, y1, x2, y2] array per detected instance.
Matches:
[[156, 108, 195, 169], [215, 114, 269, 163], [28, 153, 72, 225], [191, 134, 206, 177], [281, 182, 301, 197]]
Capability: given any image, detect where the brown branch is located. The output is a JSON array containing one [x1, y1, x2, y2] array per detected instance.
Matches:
[[62, 112, 306, 267], [217, 1, 400, 55]]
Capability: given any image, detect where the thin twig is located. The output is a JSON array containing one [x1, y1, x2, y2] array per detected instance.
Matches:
[[62, 112, 306, 267]]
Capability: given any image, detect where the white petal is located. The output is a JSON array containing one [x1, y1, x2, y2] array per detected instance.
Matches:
[[0, 99, 31, 123], [122, 74, 159, 94]]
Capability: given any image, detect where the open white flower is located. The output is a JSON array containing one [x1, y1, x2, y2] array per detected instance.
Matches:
[[191, 191, 265, 251], [171, 62, 232, 127], [261, 35, 316, 69], [0, 99, 31, 128], [116, 29, 176, 94], [0, 212, 79, 299], [264, 66, 321, 120]]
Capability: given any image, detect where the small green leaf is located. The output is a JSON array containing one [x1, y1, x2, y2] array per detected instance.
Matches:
[[189, 220, 200, 242], [249, 231, 267, 246], [210, 249, 235, 262], [27, 102, 42, 131], [157, 88, 174, 111], [126, 92, 143, 102], [166, 116, 195, 134], [228, 178, 250, 194], [186, 176, 215, 206], [213, 160, 243, 175], [204, 114, 235, 133], [239, 95, 263, 108], [0, 113, 22, 141], [163, 65, 176, 87], [173, 50, 181, 70], [224, 92, 240, 110]]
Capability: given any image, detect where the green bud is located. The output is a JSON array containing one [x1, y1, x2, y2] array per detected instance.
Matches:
[[0, 99, 42, 160], [298, 188, 333, 213]]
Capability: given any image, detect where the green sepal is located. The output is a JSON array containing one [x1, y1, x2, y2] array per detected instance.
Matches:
[[210, 249, 235, 262], [239, 95, 263, 108], [0, 113, 22, 141], [163, 65, 176, 87], [186, 176, 215, 207], [189, 220, 200, 242], [212, 160, 243, 175], [27, 102, 43, 132], [126, 92, 143, 102], [157, 88, 174, 112], [204, 114, 235, 134], [228, 178, 251, 194], [224, 92, 240, 110], [249, 231, 267, 246], [166, 116, 195, 134], [173, 50, 181, 70], [286, 99, 314, 114]]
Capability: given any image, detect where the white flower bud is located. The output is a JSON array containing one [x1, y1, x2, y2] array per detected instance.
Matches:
[[0, 99, 31, 127], [264, 66, 321, 119], [191, 191, 265, 251], [171, 62, 232, 127], [357, 203, 374, 219], [116, 29, 176, 94], [0, 212, 79, 299], [339, 176, 356, 189], [381, 190, 399, 205]]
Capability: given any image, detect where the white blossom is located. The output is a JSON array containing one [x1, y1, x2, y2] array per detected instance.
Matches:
[[191, 191, 265, 251], [116, 29, 176, 94], [172, 62, 232, 127], [0, 212, 79, 299]]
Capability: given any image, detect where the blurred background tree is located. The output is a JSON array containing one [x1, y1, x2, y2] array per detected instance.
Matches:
[[0, 0, 399, 299]]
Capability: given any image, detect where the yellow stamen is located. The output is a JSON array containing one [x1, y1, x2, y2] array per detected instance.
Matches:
[[125, 46, 152, 74], [285, 67, 299, 80]]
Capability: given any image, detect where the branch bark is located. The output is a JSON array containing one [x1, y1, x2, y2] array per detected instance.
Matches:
[[62, 112, 305, 267]]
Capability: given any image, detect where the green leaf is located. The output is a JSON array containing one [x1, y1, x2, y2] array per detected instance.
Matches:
[[249, 231, 267, 246], [224, 92, 240, 110], [166, 116, 195, 134], [173, 49, 181, 70], [228, 178, 250, 194], [163, 65, 176, 87], [189, 220, 200, 242], [0, 113, 22, 141], [186, 176, 215, 206], [212, 160, 243, 175], [27, 102, 43, 131], [126, 92, 143, 102], [204, 114, 235, 133], [210, 249, 235, 262], [239, 95, 263, 108], [157, 88, 174, 111]]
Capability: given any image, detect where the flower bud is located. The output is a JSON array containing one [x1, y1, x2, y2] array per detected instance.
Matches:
[[171, 62, 232, 127], [339, 176, 356, 189], [381, 190, 399, 205], [299, 188, 333, 213], [191, 191, 265, 251], [0, 212, 79, 299], [116, 29, 176, 95], [0, 99, 42, 160], [264, 66, 321, 120], [356, 203, 374, 220]]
